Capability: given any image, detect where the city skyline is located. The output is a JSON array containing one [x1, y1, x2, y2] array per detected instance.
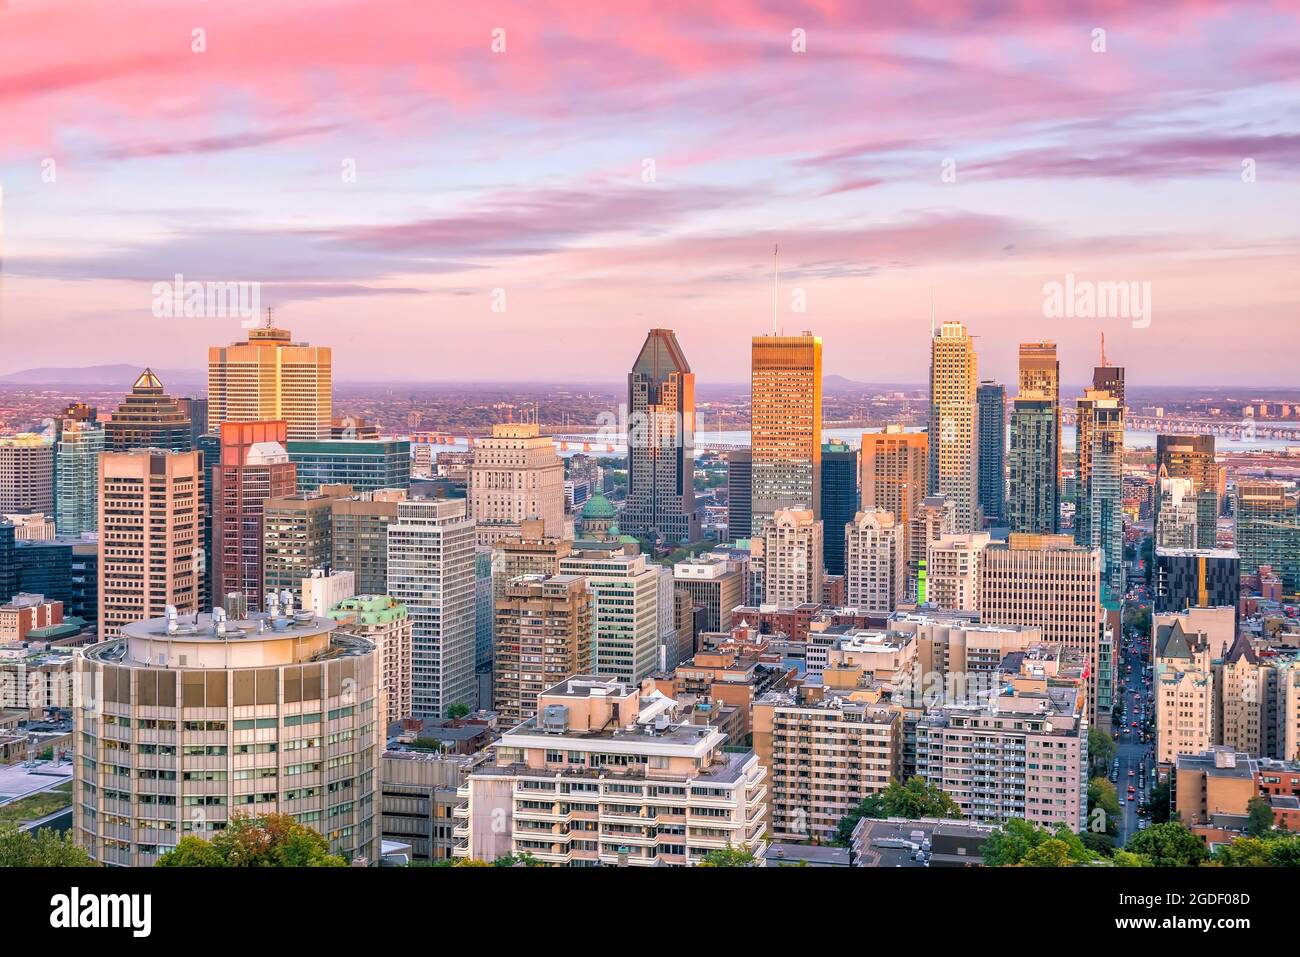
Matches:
[[2, 1, 1298, 385]]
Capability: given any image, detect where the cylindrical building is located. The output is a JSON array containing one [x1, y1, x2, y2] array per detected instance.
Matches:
[[74, 597, 381, 866]]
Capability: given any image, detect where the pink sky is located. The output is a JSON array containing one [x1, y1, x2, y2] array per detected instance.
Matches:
[[1, 0, 1297, 385]]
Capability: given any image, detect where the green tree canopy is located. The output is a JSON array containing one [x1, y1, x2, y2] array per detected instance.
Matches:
[[982, 818, 1096, 867], [1246, 796, 1274, 838], [835, 777, 961, 844], [0, 824, 96, 867], [1147, 780, 1172, 824], [156, 813, 347, 867], [1123, 821, 1207, 867], [698, 846, 758, 867], [1088, 777, 1121, 836], [1088, 728, 1116, 775]]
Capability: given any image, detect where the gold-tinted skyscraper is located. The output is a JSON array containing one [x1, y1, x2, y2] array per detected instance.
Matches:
[[750, 332, 822, 534], [927, 321, 979, 531], [208, 319, 332, 440]]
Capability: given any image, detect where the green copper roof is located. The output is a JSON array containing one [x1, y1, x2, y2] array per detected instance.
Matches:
[[581, 490, 616, 519]]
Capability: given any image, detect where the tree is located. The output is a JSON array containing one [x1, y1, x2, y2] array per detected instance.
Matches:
[[1211, 837, 1273, 867], [447, 703, 470, 720], [1112, 850, 1152, 867], [698, 846, 757, 867], [1123, 821, 1207, 867], [982, 819, 1095, 868], [156, 813, 347, 867], [835, 777, 960, 844], [1147, 780, 1172, 824], [1021, 839, 1074, 868], [492, 852, 544, 867], [1088, 777, 1121, 836], [1088, 727, 1116, 775], [1246, 796, 1274, 838], [0, 825, 96, 867]]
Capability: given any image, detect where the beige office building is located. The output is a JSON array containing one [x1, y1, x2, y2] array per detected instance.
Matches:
[[928, 322, 979, 531], [74, 608, 381, 866], [978, 533, 1104, 721], [98, 449, 203, 639], [926, 533, 989, 611], [558, 547, 660, 684], [751, 332, 822, 532], [844, 509, 905, 612], [672, 555, 743, 633], [0, 434, 55, 515], [467, 423, 565, 546], [493, 574, 592, 726], [453, 676, 768, 865], [1154, 617, 1213, 767], [753, 507, 823, 607], [207, 323, 332, 440]]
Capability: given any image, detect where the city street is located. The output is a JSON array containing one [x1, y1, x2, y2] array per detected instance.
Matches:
[[1113, 602, 1156, 845]]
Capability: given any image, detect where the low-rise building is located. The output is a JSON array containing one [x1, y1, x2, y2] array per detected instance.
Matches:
[[452, 676, 768, 866]]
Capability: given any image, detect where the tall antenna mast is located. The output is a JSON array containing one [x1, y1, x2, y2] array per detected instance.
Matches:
[[1100, 331, 1108, 368], [265, 307, 273, 329], [772, 243, 779, 335]]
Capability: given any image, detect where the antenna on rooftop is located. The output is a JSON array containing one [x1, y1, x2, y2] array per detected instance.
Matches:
[[1100, 332, 1108, 368]]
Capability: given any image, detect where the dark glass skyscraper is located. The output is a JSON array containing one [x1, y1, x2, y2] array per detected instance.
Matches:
[[622, 328, 700, 543], [976, 381, 1005, 525], [727, 449, 751, 541], [820, 440, 859, 576], [1008, 396, 1058, 533]]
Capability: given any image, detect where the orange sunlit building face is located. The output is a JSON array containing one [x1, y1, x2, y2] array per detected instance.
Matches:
[[750, 332, 822, 535]]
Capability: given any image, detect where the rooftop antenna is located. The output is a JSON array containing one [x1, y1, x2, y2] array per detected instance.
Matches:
[[772, 243, 779, 334], [264, 306, 273, 329], [1099, 332, 1108, 368]]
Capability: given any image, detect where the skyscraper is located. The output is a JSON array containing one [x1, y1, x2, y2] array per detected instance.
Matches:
[[1156, 435, 1218, 550], [55, 418, 104, 537], [467, 422, 565, 546], [976, 381, 1005, 525], [98, 448, 203, 638], [387, 497, 477, 718], [1007, 395, 1058, 533], [1234, 479, 1300, 591], [0, 434, 55, 516], [750, 332, 822, 533], [844, 509, 905, 612], [1075, 389, 1125, 596], [820, 439, 859, 577], [104, 369, 193, 452], [726, 449, 752, 542], [928, 322, 979, 531], [214, 420, 297, 611], [207, 320, 332, 440], [622, 328, 700, 544]]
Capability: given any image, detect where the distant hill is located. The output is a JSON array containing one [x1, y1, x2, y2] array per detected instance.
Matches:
[[0, 365, 205, 388]]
